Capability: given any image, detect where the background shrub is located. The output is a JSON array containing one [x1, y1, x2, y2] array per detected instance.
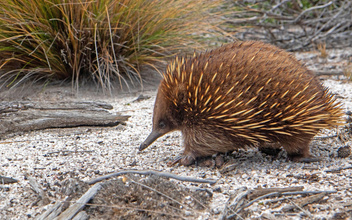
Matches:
[[0, 0, 221, 92]]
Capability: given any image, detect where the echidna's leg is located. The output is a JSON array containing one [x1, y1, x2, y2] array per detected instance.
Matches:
[[180, 154, 197, 166], [167, 148, 197, 166], [180, 147, 199, 166], [281, 134, 321, 162]]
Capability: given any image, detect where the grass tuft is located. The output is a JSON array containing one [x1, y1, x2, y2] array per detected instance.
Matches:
[[0, 0, 221, 92]]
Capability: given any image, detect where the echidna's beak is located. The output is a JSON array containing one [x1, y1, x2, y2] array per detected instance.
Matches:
[[139, 130, 162, 151]]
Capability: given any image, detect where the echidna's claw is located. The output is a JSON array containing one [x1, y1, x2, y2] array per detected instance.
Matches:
[[167, 155, 183, 166], [167, 154, 196, 166]]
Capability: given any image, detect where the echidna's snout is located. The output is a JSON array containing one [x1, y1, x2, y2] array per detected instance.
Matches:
[[139, 130, 163, 151]]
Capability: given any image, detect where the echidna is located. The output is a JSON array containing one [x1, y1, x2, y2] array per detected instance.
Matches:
[[140, 41, 343, 165]]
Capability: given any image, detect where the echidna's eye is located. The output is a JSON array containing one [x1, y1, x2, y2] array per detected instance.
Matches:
[[158, 121, 166, 129]]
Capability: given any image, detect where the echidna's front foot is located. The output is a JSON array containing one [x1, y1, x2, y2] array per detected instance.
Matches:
[[167, 154, 195, 166], [167, 153, 226, 167]]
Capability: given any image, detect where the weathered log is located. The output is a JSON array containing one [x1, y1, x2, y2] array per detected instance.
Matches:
[[0, 101, 130, 139]]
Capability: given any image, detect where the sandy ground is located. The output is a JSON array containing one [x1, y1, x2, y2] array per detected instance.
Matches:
[[0, 48, 352, 219]]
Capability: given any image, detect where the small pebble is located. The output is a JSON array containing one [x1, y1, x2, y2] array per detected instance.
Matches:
[[337, 145, 351, 158]]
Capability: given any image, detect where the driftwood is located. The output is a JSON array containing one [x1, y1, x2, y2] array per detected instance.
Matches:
[[0, 101, 130, 139]]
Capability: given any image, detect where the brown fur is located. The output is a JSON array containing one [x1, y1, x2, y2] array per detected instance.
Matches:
[[140, 41, 343, 164]]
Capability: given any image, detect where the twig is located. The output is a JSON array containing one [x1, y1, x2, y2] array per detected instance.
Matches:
[[248, 186, 304, 200], [294, 1, 333, 22], [281, 190, 336, 196], [223, 188, 336, 219], [237, 192, 280, 212], [325, 166, 352, 173], [282, 192, 326, 213], [287, 198, 313, 217], [87, 170, 217, 185], [0, 175, 18, 184], [220, 187, 248, 220], [269, 0, 291, 13]]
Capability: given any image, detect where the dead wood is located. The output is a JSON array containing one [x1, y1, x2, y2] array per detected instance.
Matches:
[[281, 192, 326, 212], [325, 166, 352, 173], [27, 176, 50, 206], [71, 211, 89, 220], [224, 0, 352, 51], [54, 183, 103, 220], [0, 175, 18, 184], [36, 202, 63, 220], [248, 186, 304, 200], [88, 169, 217, 185], [0, 101, 130, 139], [221, 186, 336, 219]]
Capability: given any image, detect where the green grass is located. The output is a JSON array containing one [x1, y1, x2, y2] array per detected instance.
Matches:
[[0, 0, 221, 92]]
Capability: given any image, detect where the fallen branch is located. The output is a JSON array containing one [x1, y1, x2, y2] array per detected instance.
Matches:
[[0, 101, 130, 139], [87, 170, 217, 185], [54, 183, 103, 220]]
